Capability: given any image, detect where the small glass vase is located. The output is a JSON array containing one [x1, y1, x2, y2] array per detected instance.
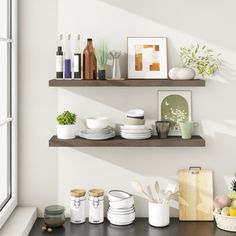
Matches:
[[110, 51, 121, 79]]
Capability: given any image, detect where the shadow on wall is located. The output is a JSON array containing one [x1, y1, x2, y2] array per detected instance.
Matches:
[[98, 0, 236, 53]]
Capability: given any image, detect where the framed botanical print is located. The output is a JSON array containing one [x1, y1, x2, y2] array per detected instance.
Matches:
[[158, 90, 192, 136], [128, 37, 168, 79]]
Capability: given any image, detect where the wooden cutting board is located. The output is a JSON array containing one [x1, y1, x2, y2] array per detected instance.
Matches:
[[178, 167, 213, 221]]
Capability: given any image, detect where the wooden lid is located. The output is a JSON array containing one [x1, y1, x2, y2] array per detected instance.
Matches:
[[88, 189, 104, 197], [70, 189, 86, 197]]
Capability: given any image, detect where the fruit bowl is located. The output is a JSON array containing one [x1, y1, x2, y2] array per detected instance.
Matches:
[[214, 212, 236, 232]]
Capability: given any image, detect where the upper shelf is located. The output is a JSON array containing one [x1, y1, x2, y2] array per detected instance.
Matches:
[[49, 79, 205, 87]]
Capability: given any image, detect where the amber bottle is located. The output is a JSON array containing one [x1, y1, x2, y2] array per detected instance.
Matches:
[[83, 38, 97, 80]]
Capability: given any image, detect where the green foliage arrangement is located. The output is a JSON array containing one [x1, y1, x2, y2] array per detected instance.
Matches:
[[229, 173, 236, 200], [179, 44, 223, 78], [95, 41, 108, 70], [57, 111, 76, 125]]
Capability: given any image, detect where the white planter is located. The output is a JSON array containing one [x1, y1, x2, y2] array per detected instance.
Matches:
[[57, 124, 76, 139], [149, 202, 169, 227], [169, 67, 195, 80]]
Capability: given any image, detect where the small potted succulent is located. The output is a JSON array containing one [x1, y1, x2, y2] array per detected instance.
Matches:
[[57, 111, 76, 139], [95, 41, 108, 80]]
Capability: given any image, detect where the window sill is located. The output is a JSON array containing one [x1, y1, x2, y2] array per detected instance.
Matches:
[[0, 207, 37, 236]]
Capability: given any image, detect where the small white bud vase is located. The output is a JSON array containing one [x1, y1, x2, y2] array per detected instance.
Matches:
[[148, 202, 169, 227], [169, 67, 195, 80], [57, 124, 76, 139]]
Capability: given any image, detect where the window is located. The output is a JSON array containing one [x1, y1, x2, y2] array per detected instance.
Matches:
[[0, 0, 17, 228]]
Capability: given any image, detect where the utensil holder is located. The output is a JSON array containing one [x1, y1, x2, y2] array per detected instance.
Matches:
[[148, 202, 169, 227]]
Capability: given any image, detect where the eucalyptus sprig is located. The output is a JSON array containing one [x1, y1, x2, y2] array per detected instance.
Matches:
[[179, 44, 223, 78], [95, 41, 108, 70], [57, 111, 76, 125]]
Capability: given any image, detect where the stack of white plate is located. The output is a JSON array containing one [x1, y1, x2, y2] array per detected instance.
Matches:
[[79, 117, 115, 140], [120, 125, 152, 140], [107, 190, 135, 226], [79, 126, 115, 140]]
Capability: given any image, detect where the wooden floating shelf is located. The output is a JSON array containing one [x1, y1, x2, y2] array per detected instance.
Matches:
[[49, 79, 205, 87], [49, 135, 205, 147]]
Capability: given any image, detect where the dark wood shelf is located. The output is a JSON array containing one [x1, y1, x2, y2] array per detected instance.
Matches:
[[49, 79, 205, 87], [49, 135, 205, 147]]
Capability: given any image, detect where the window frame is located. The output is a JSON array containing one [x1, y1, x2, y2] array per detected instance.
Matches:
[[0, 0, 17, 228]]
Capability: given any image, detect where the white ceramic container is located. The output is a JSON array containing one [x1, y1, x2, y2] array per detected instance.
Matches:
[[168, 67, 195, 80], [70, 196, 86, 224], [86, 117, 109, 129], [89, 195, 104, 224], [127, 109, 144, 118], [57, 124, 76, 139], [148, 202, 169, 227]]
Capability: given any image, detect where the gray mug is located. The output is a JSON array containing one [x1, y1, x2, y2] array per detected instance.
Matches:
[[155, 121, 170, 139]]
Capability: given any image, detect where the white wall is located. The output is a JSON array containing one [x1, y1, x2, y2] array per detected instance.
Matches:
[[18, 0, 58, 215], [19, 0, 236, 217]]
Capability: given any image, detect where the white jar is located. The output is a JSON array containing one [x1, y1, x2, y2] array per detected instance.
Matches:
[[70, 189, 86, 224], [88, 189, 104, 224], [148, 202, 169, 227]]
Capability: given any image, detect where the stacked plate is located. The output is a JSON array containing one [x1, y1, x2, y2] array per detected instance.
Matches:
[[107, 190, 135, 226], [79, 117, 115, 140], [79, 126, 115, 140], [121, 109, 152, 140]]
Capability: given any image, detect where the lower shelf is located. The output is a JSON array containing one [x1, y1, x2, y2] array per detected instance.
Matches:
[[49, 135, 205, 147]]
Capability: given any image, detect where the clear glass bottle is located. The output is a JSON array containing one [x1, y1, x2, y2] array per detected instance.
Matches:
[[44, 205, 65, 228], [83, 38, 97, 80], [110, 51, 121, 79]]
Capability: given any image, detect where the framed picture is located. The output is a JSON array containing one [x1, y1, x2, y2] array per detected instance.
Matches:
[[128, 37, 168, 79], [158, 90, 192, 136]]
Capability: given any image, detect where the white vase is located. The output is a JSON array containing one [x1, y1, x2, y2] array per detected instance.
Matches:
[[57, 124, 76, 139], [169, 67, 195, 80], [148, 202, 169, 227]]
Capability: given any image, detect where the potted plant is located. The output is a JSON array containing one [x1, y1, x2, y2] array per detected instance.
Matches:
[[57, 111, 76, 139], [95, 41, 108, 80], [179, 44, 223, 78]]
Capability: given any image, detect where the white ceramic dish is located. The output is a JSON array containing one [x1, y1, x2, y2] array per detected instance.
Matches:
[[86, 117, 109, 129], [107, 211, 135, 224], [127, 109, 144, 118], [108, 220, 134, 226], [109, 206, 135, 213], [121, 133, 152, 140], [79, 130, 115, 140], [109, 196, 134, 209], [123, 125, 146, 129], [108, 208, 135, 215], [125, 117, 145, 125], [108, 190, 132, 202]]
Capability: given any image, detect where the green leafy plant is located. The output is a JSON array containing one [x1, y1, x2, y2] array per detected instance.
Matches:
[[95, 41, 108, 70], [56, 111, 76, 125], [179, 44, 223, 78]]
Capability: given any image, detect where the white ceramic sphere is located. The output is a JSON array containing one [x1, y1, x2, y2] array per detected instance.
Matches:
[[169, 67, 195, 80]]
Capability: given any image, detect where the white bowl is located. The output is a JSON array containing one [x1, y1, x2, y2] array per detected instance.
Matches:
[[108, 190, 132, 202], [86, 117, 109, 129], [127, 109, 144, 118], [109, 206, 135, 213], [108, 208, 135, 215], [109, 196, 134, 209], [107, 211, 135, 225]]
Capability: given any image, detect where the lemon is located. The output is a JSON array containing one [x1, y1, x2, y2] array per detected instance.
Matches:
[[229, 207, 236, 216]]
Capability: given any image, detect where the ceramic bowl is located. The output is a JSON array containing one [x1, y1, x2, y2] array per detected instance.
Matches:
[[127, 109, 144, 118], [108, 206, 135, 215], [86, 117, 109, 129], [125, 117, 145, 125], [108, 190, 131, 202], [109, 196, 134, 209], [107, 211, 135, 224]]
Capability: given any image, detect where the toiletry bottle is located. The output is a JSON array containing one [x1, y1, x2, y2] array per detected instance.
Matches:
[[56, 34, 63, 79], [74, 34, 81, 79], [64, 34, 72, 79], [83, 38, 97, 80]]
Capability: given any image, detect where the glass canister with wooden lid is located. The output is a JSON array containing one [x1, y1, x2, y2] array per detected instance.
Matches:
[[70, 189, 86, 224], [88, 189, 104, 224]]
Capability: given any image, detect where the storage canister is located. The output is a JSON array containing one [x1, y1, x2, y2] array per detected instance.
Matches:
[[44, 205, 65, 227], [70, 189, 86, 224], [88, 189, 104, 224]]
